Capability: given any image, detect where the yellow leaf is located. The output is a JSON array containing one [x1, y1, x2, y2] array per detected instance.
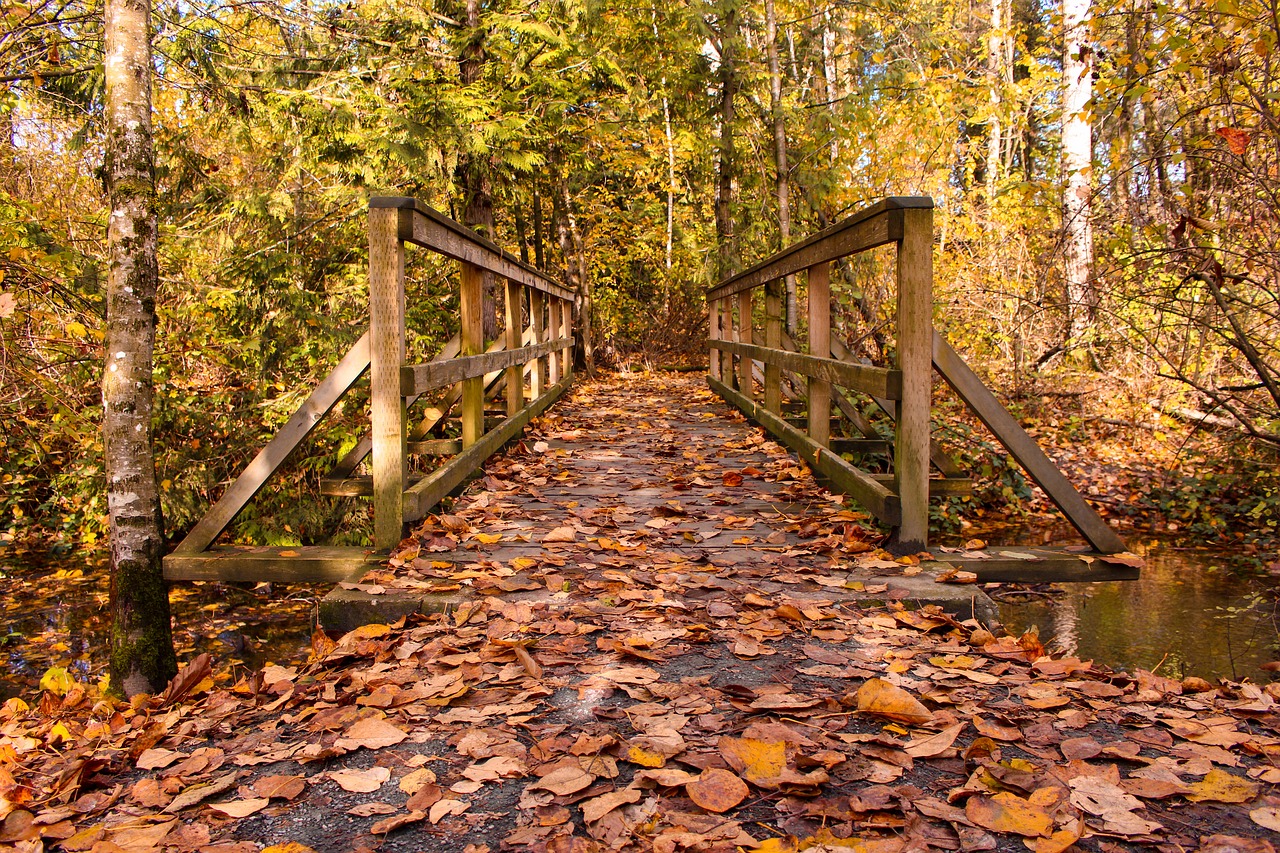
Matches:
[[855, 678, 934, 725], [718, 737, 786, 785], [1187, 768, 1261, 803], [752, 839, 798, 853], [966, 792, 1054, 837], [66, 321, 86, 338], [39, 666, 75, 696], [474, 533, 503, 544], [48, 722, 72, 746], [262, 845, 318, 853], [626, 746, 667, 768]]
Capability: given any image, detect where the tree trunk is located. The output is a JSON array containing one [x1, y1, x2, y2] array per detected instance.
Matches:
[[714, 0, 740, 281], [455, 0, 499, 340], [104, 0, 177, 698], [986, 0, 1004, 210], [554, 159, 593, 373], [1062, 0, 1096, 346], [765, 0, 797, 333]]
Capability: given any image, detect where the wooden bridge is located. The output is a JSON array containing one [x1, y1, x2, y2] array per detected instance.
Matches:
[[163, 196, 1130, 590]]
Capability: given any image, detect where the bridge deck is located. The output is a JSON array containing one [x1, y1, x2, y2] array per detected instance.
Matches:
[[320, 373, 1003, 631]]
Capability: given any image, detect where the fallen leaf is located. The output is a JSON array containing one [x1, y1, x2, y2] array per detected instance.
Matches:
[[530, 765, 595, 796], [428, 799, 469, 824], [685, 768, 749, 813], [336, 715, 407, 751], [1250, 807, 1280, 832], [580, 787, 642, 823], [252, 775, 306, 801], [330, 766, 391, 793], [718, 737, 786, 785], [1187, 768, 1261, 804], [855, 678, 933, 725], [965, 792, 1053, 838], [207, 798, 270, 818], [543, 526, 577, 543], [371, 810, 427, 834], [905, 723, 964, 758]]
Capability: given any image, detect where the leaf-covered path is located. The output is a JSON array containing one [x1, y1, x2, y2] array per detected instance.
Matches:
[[6, 374, 1280, 853]]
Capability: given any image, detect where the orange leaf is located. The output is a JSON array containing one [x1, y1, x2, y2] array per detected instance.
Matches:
[[1216, 126, 1251, 155], [685, 768, 749, 813], [718, 737, 786, 785], [855, 678, 934, 725], [965, 792, 1054, 837]]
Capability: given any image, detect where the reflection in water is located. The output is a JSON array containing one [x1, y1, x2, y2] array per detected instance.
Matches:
[[0, 553, 317, 701], [973, 527, 1280, 681]]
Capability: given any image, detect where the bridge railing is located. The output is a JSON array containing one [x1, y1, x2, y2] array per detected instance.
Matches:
[[707, 196, 1128, 559], [165, 198, 574, 582], [706, 197, 936, 551]]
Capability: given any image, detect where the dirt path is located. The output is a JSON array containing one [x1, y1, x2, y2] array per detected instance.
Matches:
[[6, 374, 1279, 853]]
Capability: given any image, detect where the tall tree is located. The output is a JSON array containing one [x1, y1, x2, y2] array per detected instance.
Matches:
[[712, 0, 741, 280], [1062, 0, 1096, 345], [103, 0, 178, 695], [764, 0, 797, 330]]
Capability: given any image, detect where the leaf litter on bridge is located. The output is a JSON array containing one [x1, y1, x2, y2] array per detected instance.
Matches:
[[3, 373, 1279, 853]]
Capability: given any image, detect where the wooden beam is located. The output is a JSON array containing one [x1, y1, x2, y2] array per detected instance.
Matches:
[[765, 279, 782, 413], [709, 295, 722, 381], [372, 197, 574, 301], [505, 279, 523, 418], [922, 550, 1140, 583], [808, 262, 831, 448], [894, 206, 933, 552], [460, 260, 484, 450], [869, 474, 972, 497], [400, 338, 573, 396], [715, 340, 901, 400], [932, 333, 1128, 554], [529, 288, 545, 397], [737, 289, 753, 399], [404, 377, 573, 520], [831, 438, 891, 455], [708, 197, 933, 301], [164, 545, 378, 583], [172, 332, 371, 555], [369, 207, 407, 552], [709, 374, 899, 524]]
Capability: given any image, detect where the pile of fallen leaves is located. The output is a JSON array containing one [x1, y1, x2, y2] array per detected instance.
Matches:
[[3, 374, 1278, 852]]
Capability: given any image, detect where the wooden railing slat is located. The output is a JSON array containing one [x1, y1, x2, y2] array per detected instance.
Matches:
[[400, 337, 574, 397], [708, 339, 901, 400]]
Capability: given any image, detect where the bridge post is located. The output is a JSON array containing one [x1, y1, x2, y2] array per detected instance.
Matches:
[[718, 300, 732, 384], [764, 279, 782, 413], [894, 206, 934, 552], [369, 206, 407, 552], [530, 289, 545, 396], [737, 289, 753, 400], [460, 261, 485, 449], [505, 278, 523, 418], [709, 297, 722, 381], [807, 262, 831, 448]]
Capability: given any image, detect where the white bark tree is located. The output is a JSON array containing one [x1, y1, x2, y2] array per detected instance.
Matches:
[[1062, 0, 1097, 345], [103, 0, 177, 695]]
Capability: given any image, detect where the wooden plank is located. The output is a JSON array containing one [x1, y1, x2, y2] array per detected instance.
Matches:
[[320, 474, 422, 497], [715, 340, 901, 399], [460, 260, 484, 450], [400, 338, 573, 396], [894, 206, 933, 552], [558, 298, 574, 379], [932, 333, 1128, 554], [164, 545, 378, 583], [737, 289, 753, 399], [369, 207, 407, 552], [707, 197, 934, 301], [505, 279, 523, 418], [408, 438, 462, 455], [831, 438, 891, 455], [870, 474, 972, 497], [404, 377, 574, 520], [172, 332, 372, 555], [709, 374, 899, 524], [718, 299, 732, 381], [765, 279, 782, 413], [709, 296, 722, 381], [922, 550, 1140, 583], [530, 288, 545, 397], [372, 197, 574, 301], [808, 262, 831, 448]]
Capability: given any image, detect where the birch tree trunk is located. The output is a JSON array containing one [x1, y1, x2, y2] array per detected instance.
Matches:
[[1062, 0, 1097, 345], [104, 0, 177, 697], [986, 0, 1004, 209]]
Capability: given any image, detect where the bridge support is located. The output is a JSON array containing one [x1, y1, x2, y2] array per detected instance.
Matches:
[[165, 199, 575, 583], [706, 196, 1127, 567]]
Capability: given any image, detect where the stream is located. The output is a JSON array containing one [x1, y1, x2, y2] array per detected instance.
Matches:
[[1, 529, 1277, 700], [958, 523, 1280, 682]]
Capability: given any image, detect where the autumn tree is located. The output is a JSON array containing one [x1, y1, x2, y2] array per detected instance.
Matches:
[[103, 0, 177, 695]]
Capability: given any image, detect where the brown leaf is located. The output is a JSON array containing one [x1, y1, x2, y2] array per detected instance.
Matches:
[[371, 810, 427, 834], [685, 768, 749, 813], [530, 765, 595, 796], [164, 772, 240, 814], [158, 653, 213, 708], [330, 766, 391, 793], [855, 678, 933, 725], [347, 802, 398, 817], [207, 798, 270, 818], [428, 799, 469, 824], [543, 526, 577, 543], [905, 723, 964, 758], [335, 715, 407, 751], [580, 787, 642, 823], [251, 775, 306, 801]]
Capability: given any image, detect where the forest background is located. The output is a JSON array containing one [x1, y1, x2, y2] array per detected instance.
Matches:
[[2, 0, 1279, 554]]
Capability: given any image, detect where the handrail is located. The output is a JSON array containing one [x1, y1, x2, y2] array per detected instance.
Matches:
[[706, 196, 934, 551], [369, 198, 576, 550]]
